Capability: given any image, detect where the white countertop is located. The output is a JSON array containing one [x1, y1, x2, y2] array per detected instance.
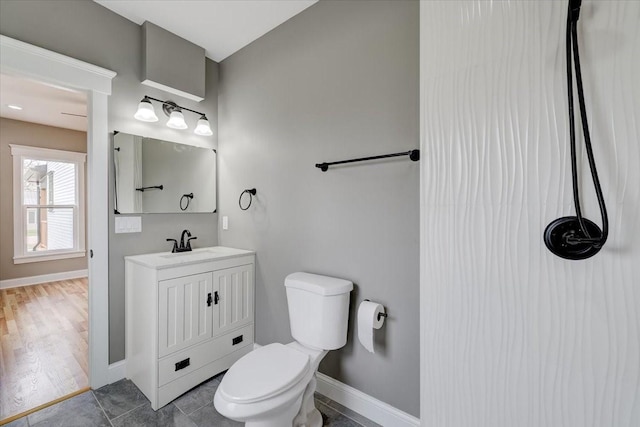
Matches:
[[125, 246, 255, 269]]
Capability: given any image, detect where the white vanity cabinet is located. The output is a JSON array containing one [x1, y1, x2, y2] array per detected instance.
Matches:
[[125, 247, 255, 410], [158, 272, 214, 358]]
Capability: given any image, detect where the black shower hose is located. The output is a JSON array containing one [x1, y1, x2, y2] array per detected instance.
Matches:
[[565, 1, 608, 247]]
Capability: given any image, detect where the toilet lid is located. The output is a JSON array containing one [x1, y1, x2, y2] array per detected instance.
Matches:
[[219, 343, 310, 404]]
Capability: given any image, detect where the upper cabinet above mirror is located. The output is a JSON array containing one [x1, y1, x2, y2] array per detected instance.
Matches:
[[114, 132, 216, 214]]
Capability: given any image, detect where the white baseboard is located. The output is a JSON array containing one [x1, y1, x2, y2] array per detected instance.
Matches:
[[316, 372, 420, 427], [108, 360, 127, 384], [0, 269, 88, 289]]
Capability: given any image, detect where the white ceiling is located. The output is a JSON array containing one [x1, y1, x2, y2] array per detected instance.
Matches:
[[0, 74, 87, 131], [94, 0, 319, 62]]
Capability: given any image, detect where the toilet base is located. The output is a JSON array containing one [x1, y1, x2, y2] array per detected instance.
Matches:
[[300, 408, 322, 427], [245, 394, 303, 427], [292, 376, 322, 427]]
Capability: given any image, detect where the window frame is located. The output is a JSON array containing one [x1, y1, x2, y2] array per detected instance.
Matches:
[[10, 144, 86, 264]]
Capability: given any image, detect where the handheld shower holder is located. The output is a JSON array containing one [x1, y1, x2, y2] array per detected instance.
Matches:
[[544, 216, 603, 260]]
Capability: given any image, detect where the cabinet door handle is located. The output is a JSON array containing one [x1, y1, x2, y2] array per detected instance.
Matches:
[[175, 358, 190, 371], [214, 291, 219, 305], [207, 293, 212, 307]]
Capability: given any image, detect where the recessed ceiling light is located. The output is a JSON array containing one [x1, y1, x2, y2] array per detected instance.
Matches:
[[7, 104, 23, 110]]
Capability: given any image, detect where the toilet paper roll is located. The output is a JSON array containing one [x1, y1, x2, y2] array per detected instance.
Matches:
[[357, 301, 385, 353]]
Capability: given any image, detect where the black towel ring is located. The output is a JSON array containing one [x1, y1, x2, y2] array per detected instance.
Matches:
[[239, 188, 257, 211], [180, 193, 194, 211]]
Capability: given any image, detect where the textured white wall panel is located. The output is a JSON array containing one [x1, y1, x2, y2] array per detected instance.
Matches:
[[420, 1, 640, 426]]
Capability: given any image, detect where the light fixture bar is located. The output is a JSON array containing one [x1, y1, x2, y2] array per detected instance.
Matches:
[[134, 95, 213, 136], [143, 96, 207, 118]]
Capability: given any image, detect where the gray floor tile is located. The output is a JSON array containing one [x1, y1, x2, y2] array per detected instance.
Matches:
[[212, 371, 226, 382], [27, 391, 110, 427], [315, 393, 381, 427], [15, 374, 377, 427], [316, 400, 363, 427], [172, 377, 221, 415], [3, 416, 29, 427], [93, 378, 148, 419], [111, 402, 197, 427], [187, 402, 242, 427]]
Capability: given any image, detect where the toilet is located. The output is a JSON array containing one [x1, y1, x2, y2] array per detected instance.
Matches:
[[214, 272, 353, 427]]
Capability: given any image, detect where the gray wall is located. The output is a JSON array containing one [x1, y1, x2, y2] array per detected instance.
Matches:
[[142, 21, 206, 100], [218, 0, 419, 416], [0, 0, 219, 363]]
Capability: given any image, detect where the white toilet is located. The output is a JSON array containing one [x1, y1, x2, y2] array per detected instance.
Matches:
[[214, 272, 353, 427]]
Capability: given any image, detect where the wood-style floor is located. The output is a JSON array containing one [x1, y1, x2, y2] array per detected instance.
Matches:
[[0, 278, 89, 421]]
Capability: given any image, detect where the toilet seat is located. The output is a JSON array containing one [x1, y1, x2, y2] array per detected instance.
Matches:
[[219, 343, 310, 404]]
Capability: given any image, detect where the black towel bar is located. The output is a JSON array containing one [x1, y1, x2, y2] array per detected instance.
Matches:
[[135, 185, 164, 192], [315, 149, 419, 172]]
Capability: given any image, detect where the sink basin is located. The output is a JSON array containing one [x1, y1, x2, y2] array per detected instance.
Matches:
[[159, 251, 201, 258], [126, 246, 254, 269], [159, 248, 220, 259]]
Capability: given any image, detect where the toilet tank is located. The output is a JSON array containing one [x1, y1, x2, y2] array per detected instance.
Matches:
[[285, 272, 353, 350]]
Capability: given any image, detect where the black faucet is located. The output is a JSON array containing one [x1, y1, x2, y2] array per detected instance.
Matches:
[[180, 229, 196, 251], [180, 229, 191, 250], [166, 230, 197, 253], [166, 238, 179, 253]]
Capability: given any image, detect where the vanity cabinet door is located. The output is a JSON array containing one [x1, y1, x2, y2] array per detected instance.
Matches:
[[158, 272, 214, 358], [213, 264, 254, 337]]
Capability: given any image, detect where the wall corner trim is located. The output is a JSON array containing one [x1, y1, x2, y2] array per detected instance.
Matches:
[[316, 372, 420, 427], [0, 269, 89, 290]]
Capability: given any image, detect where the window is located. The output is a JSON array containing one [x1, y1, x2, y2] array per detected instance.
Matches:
[[10, 145, 86, 263]]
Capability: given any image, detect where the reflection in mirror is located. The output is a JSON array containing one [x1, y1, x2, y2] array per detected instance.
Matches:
[[113, 132, 216, 213]]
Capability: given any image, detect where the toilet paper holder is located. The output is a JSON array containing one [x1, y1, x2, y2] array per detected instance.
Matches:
[[364, 299, 388, 321]]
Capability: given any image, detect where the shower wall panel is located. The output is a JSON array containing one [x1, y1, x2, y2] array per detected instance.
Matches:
[[420, 1, 640, 426]]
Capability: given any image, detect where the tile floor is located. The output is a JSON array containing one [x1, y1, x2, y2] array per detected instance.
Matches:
[[4, 371, 381, 427]]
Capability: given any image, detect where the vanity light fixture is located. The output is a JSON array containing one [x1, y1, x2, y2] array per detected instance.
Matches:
[[166, 109, 188, 129], [194, 114, 213, 136], [133, 96, 213, 136], [134, 96, 159, 122]]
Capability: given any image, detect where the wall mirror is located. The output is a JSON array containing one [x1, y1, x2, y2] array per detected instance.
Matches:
[[113, 132, 216, 213]]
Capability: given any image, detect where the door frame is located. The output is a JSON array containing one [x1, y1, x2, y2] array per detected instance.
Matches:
[[1, 35, 116, 389]]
